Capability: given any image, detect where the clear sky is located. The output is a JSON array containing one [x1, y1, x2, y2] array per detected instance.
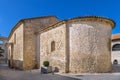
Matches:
[[0, 0, 120, 37]]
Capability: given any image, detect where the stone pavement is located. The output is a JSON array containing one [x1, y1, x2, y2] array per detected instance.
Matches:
[[0, 64, 120, 80], [58, 73, 120, 80], [58, 64, 120, 80], [0, 65, 79, 80]]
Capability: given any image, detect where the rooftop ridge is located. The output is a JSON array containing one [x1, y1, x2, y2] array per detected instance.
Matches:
[[63, 16, 115, 28], [20, 15, 58, 21]]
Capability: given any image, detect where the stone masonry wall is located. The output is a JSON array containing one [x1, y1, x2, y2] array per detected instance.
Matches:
[[8, 24, 24, 69], [69, 21, 112, 73], [23, 17, 58, 70], [40, 24, 66, 73]]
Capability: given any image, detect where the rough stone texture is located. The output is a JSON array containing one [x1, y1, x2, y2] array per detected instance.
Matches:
[[8, 16, 114, 73], [23, 16, 58, 70], [40, 24, 66, 73], [69, 21, 112, 73], [8, 24, 24, 69], [8, 16, 59, 70], [111, 40, 120, 64]]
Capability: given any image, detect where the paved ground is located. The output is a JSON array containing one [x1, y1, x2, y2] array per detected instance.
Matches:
[[0, 64, 120, 80], [0, 65, 79, 80], [59, 73, 120, 80], [59, 65, 120, 80]]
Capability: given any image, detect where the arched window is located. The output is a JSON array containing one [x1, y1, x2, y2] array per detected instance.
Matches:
[[112, 44, 120, 51], [51, 41, 55, 52]]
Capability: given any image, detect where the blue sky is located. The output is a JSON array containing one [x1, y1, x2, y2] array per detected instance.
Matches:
[[0, 0, 120, 37]]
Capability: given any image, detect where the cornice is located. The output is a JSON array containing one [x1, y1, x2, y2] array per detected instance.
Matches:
[[66, 16, 115, 28]]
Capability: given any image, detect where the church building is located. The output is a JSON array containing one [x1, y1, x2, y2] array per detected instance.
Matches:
[[8, 16, 115, 73]]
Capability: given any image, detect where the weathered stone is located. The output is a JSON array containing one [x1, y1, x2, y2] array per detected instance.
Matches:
[[8, 23, 24, 69], [40, 24, 66, 73], [8, 16, 58, 70], [8, 16, 115, 73], [69, 21, 112, 73], [39, 16, 115, 73]]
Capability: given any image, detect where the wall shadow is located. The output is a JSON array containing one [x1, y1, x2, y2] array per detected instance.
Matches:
[[112, 64, 120, 73]]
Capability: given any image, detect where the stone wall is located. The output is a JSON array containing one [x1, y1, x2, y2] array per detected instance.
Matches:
[[68, 21, 112, 73], [111, 40, 120, 64], [40, 24, 66, 72], [23, 17, 59, 70], [8, 23, 24, 69], [23, 21, 36, 70]]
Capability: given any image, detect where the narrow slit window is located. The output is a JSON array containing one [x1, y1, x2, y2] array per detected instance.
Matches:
[[51, 41, 55, 52], [14, 33, 16, 44]]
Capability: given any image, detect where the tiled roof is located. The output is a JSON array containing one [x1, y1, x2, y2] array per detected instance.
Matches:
[[112, 34, 120, 40]]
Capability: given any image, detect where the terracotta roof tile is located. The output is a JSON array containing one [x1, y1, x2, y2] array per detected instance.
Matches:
[[112, 34, 120, 40]]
